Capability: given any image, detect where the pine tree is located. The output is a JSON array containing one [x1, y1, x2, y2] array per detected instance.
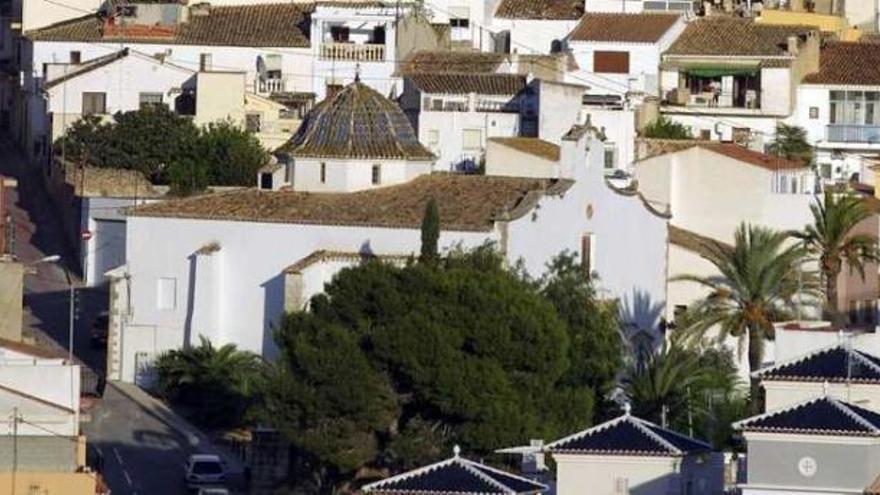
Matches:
[[420, 198, 439, 263]]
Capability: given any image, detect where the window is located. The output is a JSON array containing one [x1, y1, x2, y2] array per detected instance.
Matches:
[[70, 51, 81, 64], [82, 92, 106, 115], [462, 129, 482, 150], [199, 53, 212, 71], [581, 233, 595, 275], [603, 147, 616, 169], [699, 129, 711, 140], [809, 106, 819, 119], [371, 164, 381, 185], [593, 51, 630, 74], [260, 173, 273, 190], [330, 26, 350, 42], [156, 277, 177, 310], [613, 476, 628, 495], [246, 113, 262, 133], [450, 18, 470, 28], [320, 162, 327, 184], [829, 90, 880, 125], [138, 92, 163, 109]]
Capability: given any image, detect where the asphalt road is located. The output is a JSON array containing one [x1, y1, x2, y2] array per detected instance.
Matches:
[[0, 136, 226, 494]]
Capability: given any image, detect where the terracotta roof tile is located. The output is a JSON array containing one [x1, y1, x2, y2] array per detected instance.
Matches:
[[803, 42, 880, 86], [495, 0, 583, 20], [569, 13, 681, 43], [129, 174, 564, 231], [700, 143, 806, 170], [665, 17, 814, 57], [408, 73, 526, 95], [280, 81, 434, 160], [489, 137, 560, 161], [26, 3, 311, 47], [401, 51, 507, 74]]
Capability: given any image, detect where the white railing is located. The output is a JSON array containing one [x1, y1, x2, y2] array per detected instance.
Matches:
[[319, 43, 385, 62], [256, 77, 287, 95]]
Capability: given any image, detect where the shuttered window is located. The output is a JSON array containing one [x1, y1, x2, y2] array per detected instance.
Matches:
[[593, 51, 630, 74], [82, 92, 106, 115]]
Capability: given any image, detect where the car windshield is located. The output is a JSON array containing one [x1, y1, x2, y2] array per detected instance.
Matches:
[[192, 461, 223, 475]]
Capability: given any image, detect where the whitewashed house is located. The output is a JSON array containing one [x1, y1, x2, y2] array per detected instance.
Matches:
[[566, 12, 685, 97], [490, 0, 583, 54], [20, 1, 314, 165], [585, 0, 697, 13], [546, 406, 724, 495], [309, 0, 413, 100], [660, 18, 819, 148], [735, 396, 880, 495], [40, 48, 196, 145], [110, 106, 669, 383], [269, 80, 435, 192], [797, 42, 880, 182], [399, 71, 526, 172], [755, 343, 880, 412]]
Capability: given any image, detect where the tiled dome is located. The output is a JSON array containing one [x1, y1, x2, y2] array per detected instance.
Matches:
[[281, 81, 434, 161]]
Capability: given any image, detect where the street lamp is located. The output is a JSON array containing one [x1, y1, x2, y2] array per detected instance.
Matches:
[[30, 254, 74, 363]]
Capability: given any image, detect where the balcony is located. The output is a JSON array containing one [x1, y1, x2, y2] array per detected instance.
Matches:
[[255, 77, 287, 95], [826, 125, 880, 144], [320, 43, 385, 62]]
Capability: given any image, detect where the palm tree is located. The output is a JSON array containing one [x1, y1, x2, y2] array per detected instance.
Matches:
[[674, 223, 810, 411], [154, 336, 264, 427], [795, 191, 879, 324], [768, 123, 813, 165]]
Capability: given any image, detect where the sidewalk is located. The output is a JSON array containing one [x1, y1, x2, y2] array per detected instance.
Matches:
[[109, 380, 246, 475]]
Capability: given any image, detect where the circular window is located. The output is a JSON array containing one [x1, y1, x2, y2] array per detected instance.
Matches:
[[797, 456, 817, 478]]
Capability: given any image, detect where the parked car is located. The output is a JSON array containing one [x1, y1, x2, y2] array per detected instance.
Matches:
[[184, 454, 227, 490], [90, 311, 109, 348]]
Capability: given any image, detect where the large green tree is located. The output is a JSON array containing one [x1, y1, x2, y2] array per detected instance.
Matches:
[[674, 223, 811, 411], [768, 123, 813, 165], [795, 191, 879, 322], [257, 248, 617, 492]]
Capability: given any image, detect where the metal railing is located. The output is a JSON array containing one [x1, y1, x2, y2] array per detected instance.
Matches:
[[826, 124, 880, 144], [319, 43, 385, 62]]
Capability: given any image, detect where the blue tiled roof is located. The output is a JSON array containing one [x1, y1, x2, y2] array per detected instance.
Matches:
[[735, 397, 880, 436], [756, 345, 880, 383], [363, 455, 547, 495], [545, 413, 713, 456]]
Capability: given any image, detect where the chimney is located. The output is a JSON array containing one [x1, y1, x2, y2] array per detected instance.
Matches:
[[787, 35, 799, 56], [560, 124, 588, 180]]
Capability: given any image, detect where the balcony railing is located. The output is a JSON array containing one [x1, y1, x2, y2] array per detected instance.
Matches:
[[826, 124, 880, 144], [256, 77, 287, 95], [320, 43, 385, 62]]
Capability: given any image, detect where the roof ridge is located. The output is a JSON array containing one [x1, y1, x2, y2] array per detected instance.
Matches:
[[458, 458, 514, 494], [752, 342, 843, 379], [733, 396, 825, 429], [629, 416, 682, 455], [853, 349, 880, 376], [460, 457, 547, 491], [830, 398, 880, 434], [544, 414, 631, 450], [362, 457, 458, 492]]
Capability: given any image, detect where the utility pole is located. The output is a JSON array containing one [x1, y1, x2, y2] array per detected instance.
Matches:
[[10, 407, 19, 495]]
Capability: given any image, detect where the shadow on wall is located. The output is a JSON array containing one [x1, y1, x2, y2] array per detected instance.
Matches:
[[260, 272, 286, 360], [618, 288, 665, 348]]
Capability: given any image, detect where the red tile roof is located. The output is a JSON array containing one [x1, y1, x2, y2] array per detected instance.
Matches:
[[803, 42, 880, 86], [700, 143, 806, 170], [569, 13, 681, 43], [666, 17, 814, 57], [495, 0, 583, 20]]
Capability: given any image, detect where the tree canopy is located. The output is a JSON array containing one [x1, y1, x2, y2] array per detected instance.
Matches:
[[54, 107, 270, 194], [256, 248, 624, 491], [642, 117, 693, 140]]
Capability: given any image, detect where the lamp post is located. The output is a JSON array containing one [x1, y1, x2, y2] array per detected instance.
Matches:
[[30, 255, 75, 362]]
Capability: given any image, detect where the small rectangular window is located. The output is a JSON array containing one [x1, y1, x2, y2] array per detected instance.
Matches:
[[581, 233, 595, 275], [604, 147, 616, 169], [70, 51, 81, 64], [138, 92, 163, 109], [371, 164, 381, 185], [450, 18, 470, 28], [199, 53, 212, 71], [156, 277, 177, 310], [82, 92, 106, 115], [809, 106, 819, 119], [320, 162, 327, 184], [260, 172, 273, 190]]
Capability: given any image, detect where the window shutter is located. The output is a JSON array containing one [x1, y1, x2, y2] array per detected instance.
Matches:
[[593, 51, 630, 74]]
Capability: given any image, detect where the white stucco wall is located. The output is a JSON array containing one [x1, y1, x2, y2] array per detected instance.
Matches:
[[490, 19, 579, 54], [0, 359, 80, 437], [21, 0, 103, 31], [569, 41, 662, 96], [763, 381, 880, 412], [484, 141, 560, 178], [418, 108, 520, 171], [81, 196, 159, 287], [291, 157, 434, 192], [582, 107, 637, 170], [554, 452, 723, 495]]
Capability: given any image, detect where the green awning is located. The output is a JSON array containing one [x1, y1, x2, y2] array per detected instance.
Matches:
[[685, 66, 759, 78]]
